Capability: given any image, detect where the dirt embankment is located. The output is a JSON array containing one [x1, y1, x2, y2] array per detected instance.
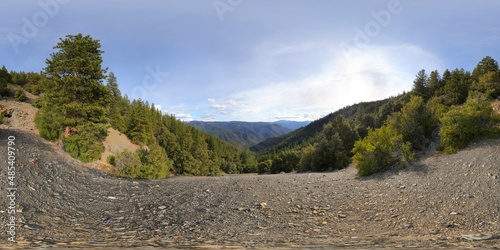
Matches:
[[0, 98, 498, 249]]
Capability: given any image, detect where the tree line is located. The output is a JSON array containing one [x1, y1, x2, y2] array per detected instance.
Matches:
[[255, 56, 500, 176], [1, 34, 256, 178], [2, 34, 499, 178]]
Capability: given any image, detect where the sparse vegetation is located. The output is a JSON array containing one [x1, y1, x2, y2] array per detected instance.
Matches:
[[14, 88, 28, 102]]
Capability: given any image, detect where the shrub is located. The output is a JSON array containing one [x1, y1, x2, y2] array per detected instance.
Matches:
[[136, 144, 172, 179], [439, 93, 500, 153], [257, 160, 272, 174], [352, 125, 414, 176], [115, 150, 142, 177], [107, 155, 116, 166], [62, 123, 108, 162], [35, 108, 63, 141], [114, 144, 172, 179], [387, 95, 438, 150], [14, 88, 27, 102], [271, 150, 301, 173]]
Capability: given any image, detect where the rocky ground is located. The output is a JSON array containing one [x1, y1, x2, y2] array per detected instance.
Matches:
[[0, 99, 499, 249]]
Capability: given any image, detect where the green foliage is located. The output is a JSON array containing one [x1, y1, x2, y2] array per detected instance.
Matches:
[[106, 72, 128, 132], [10, 71, 47, 95], [439, 93, 500, 154], [0, 66, 12, 96], [113, 145, 171, 179], [36, 34, 110, 162], [257, 159, 272, 174], [299, 116, 356, 172], [114, 150, 142, 176], [387, 96, 437, 150], [107, 155, 116, 166], [428, 70, 444, 97], [271, 149, 301, 173], [14, 88, 27, 102], [427, 96, 450, 121], [35, 108, 63, 141], [240, 149, 257, 173], [472, 56, 499, 79], [352, 126, 413, 176], [135, 144, 172, 179], [472, 70, 500, 99], [443, 68, 471, 106], [61, 123, 108, 162], [411, 69, 430, 100]]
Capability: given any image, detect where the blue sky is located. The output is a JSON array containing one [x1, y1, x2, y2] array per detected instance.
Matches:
[[1, 0, 500, 121]]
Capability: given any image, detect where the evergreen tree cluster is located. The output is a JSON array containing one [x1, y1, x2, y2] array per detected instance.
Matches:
[[24, 34, 253, 178], [105, 94, 253, 177], [257, 56, 500, 176]]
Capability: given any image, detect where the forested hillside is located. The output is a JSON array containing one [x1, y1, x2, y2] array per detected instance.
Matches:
[[1, 34, 256, 178], [2, 34, 499, 178], [188, 121, 293, 148], [254, 57, 500, 176]]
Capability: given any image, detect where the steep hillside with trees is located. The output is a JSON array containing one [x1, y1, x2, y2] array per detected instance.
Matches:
[[5, 33, 256, 178], [255, 56, 500, 176]]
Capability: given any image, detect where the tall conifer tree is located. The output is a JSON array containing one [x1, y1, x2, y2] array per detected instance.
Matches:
[[36, 34, 111, 162]]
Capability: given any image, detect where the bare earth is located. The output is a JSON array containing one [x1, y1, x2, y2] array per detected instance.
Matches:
[[0, 99, 499, 249]]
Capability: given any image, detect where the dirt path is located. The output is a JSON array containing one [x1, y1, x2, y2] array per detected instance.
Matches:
[[0, 128, 498, 249]]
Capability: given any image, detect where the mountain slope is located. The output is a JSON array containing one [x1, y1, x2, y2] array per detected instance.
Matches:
[[273, 120, 310, 130], [251, 95, 408, 153], [188, 121, 293, 148]]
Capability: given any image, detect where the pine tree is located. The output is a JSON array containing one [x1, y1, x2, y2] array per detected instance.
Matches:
[[106, 72, 127, 131], [0, 65, 12, 96], [443, 68, 471, 106], [428, 70, 443, 97], [472, 56, 499, 79], [106, 72, 121, 97], [411, 69, 429, 100], [471, 57, 500, 98], [35, 34, 111, 162]]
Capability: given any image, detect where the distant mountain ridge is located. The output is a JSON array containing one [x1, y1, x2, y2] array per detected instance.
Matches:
[[188, 121, 310, 149], [273, 120, 311, 130]]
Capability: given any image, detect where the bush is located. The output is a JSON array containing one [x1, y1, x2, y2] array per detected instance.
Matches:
[[257, 160, 272, 174], [387, 96, 438, 150], [14, 88, 27, 102], [439, 93, 500, 153], [136, 144, 172, 179], [114, 144, 172, 179], [0, 85, 12, 97], [352, 125, 414, 176], [107, 155, 116, 166], [271, 150, 301, 173], [35, 108, 63, 141], [115, 150, 142, 176], [62, 123, 108, 162]]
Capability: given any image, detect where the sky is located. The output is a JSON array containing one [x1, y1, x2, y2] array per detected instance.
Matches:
[[1, 0, 500, 122]]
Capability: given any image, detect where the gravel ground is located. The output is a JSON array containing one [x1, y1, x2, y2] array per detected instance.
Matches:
[[0, 100, 499, 249], [0, 128, 498, 249]]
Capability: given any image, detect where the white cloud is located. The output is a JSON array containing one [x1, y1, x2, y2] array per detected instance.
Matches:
[[210, 104, 227, 111], [172, 113, 193, 122], [222, 44, 443, 121]]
